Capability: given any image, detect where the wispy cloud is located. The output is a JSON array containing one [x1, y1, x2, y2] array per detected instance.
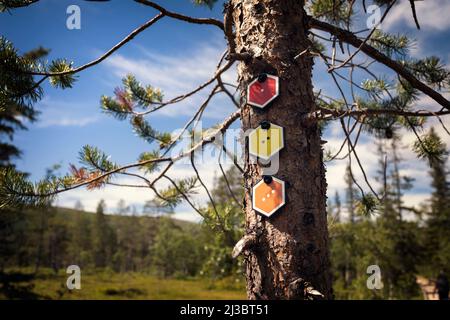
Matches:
[[324, 105, 450, 216], [103, 41, 237, 119], [37, 116, 99, 128], [33, 97, 100, 128], [55, 27, 450, 222], [383, 0, 450, 31], [56, 114, 450, 222], [56, 144, 234, 222], [54, 41, 241, 221]]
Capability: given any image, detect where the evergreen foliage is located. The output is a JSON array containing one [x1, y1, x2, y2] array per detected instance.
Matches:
[[0, 37, 41, 168]]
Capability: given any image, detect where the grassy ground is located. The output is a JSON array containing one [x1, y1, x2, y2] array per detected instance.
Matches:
[[0, 268, 246, 300]]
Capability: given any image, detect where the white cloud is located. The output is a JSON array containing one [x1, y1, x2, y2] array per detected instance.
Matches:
[[55, 173, 205, 222], [53, 40, 242, 222], [382, 0, 450, 31], [103, 41, 237, 119], [56, 113, 450, 222], [53, 32, 450, 223], [325, 106, 450, 216], [37, 116, 98, 128], [33, 96, 100, 128], [56, 143, 235, 223]]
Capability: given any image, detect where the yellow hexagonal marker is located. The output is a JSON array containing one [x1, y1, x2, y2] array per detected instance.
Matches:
[[249, 122, 284, 160]]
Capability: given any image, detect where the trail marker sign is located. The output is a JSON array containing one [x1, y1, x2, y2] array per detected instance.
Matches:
[[247, 74, 279, 108], [249, 122, 284, 160], [252, 176, 286, 217]]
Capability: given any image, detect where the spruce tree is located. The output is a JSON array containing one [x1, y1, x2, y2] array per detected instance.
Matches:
[[0, 38, 49, 168], [93, 199, 116, 268], [421, 128, 450, 274], [344, 165, 358, 223], [334, 191, 341, 223]]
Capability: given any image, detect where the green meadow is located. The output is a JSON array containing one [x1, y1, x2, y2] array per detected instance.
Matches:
[[0, 268, 246, 300]]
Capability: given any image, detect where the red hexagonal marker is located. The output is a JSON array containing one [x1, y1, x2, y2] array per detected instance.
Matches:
[[247, 74, 279, 108], [252, 176, 286, 217]]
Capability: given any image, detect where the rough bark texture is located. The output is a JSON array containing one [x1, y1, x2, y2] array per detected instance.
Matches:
[[230, 0, 332, 299]]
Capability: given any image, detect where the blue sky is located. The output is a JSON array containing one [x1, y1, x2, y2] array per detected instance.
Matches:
[[0, 0, 228, 171], [1, 0, 450, 221]]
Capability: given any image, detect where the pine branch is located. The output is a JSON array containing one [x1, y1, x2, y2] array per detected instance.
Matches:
[[190, 152, 224, 231], [317, 106, 450, 119], [309, 17, 450, 110], [0, 110, 240, 207], [413, 129, 448, 163], [0, 0, 38, 11], [162, 175, 204, 217], [327, 0, 397, 72], [28, 13, 164, 77], [223, 1, 236, 55], [340, 118, 380, 199], [409, 0, 421, 30], [132, 59, 234, 117], [1, 0, 113, 11], [218, 144, 240, 206], [134, 0, 224, 30]]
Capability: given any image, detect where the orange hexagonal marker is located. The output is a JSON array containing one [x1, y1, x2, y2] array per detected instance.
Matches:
[[248, 122, 284, 160], [252, 176, 286, 217]]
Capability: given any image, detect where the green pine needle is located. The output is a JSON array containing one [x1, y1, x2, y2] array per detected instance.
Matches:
[[356, 194, 379, 217], [138, 150, 160, 173], [79, 145, 117, 172], [48, 59, 77, 89], [413, 129, 447, 163], [156, 177, 198, 209]]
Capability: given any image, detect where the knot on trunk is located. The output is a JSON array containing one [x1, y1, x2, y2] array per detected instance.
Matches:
[[232, 233, 257, 259], [226, 52, 252, 62], [287, 277, 325, 300]]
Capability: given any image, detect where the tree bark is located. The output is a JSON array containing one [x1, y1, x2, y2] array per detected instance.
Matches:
[[230, 0, 332, 299]]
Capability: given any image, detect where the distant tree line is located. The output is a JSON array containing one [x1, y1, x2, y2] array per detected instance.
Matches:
[[328, 130, 450, 299], [0, 167, 244, 282], [0, 132, 449, 299]]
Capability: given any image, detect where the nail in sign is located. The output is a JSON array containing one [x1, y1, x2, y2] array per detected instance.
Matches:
[[247, 74, 279, 108], [249, 122, 284, 160], [252, 177, 286, 217]]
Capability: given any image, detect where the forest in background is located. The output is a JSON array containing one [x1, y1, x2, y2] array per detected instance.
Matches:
[[1, 132, 449, 300], [0, 167, 246, 299]]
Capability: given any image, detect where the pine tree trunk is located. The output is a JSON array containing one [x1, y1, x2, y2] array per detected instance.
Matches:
[[231, 0, 332, 299]]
